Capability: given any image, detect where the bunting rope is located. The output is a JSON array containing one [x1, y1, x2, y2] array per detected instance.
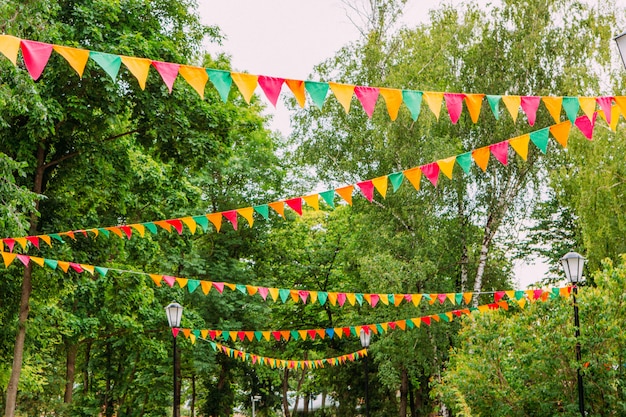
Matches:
[[0, 249, 559, 308], [3, 116, 608, 253], [176, 287, 571, 343], [1, 35, 623, 125]]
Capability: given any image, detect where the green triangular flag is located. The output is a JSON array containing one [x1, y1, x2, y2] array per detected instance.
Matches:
[[387, 294, 395, 305], [97, 228, 109, 237], [530, 128, 549, 153], [319, 190, 335, 208], [89, 51, 122, 81], [236, 284, 247, 294], [144, 223, 158, 234], [422, 294, 432, 302], [439, 313, 450, 322], [254, 331, 263, 341], [279, 288, 290, 303], [402, 90, 423, 121], [456, 152, 472, 174], [304, 81, 329, 109], [515, 290, 525, 300], [551, 288, 560, 298], [44, 259, 58, 270], [388, 172, 404, 192], [94, 266, 108, 277], [210, 342, 217, 351], [487, 95, 501, 120], [470, 307, 479, 313], [350, 326, 357, 336], [562, 97, 580, 123], [187, 279, 200, 293], [376, 323, 384, 334], [192, 329, 201, 338], [192, 215, 209, 232], [355, 293, 364, 305], [207, 69, 232, 103], [254, 205, 269, 220], [455, 293, 463, 304], [406, 319, 415, 329], [49, 233, 64, 242], [318, 291, 328, 306], [290, 330, 300, 341]]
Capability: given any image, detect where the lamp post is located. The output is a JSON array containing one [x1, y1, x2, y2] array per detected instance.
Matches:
[[251, 395, 261, 417], [359, 328, 371, 417], [614, 31, 626, 70], [560, 252, 586, 416], [165, 302, 183, 417]]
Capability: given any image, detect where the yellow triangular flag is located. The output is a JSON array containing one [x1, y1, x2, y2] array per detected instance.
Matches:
[[371, 176, 388, 198], [310, 291, 318, 304], [269, 287, 279, 301], [472, 147, 490, 172], [335, 185, 354, 206], [379, 88, 403, 120], [550, 121, 572, 148], [380, 322, 389, 332], [517, 298, 527, 308], [334, 327, 343, 338], [15, 238, 27, 249], [262, 331, 271, 341], [224, 283, 236, 291], [578, 96, 596, 119], [39, 235, 52, 246], [176, 278, 188, 288], [423, 91, 444, 119], [0, 35, 21, 65], [131, 223, 145, 237], [231, 72, 258, 103], [2, 252, 16, 267], [477, 305, 489, 313], [446, 293, 456, 304], [403, 167, 421, 191], [120, 56, 152, 90], [615, 96, 626, 119], [464, 94, 484, 123], [53, 45, 90, 78], [30, 256, 45, 267], [411, 294, 422, 306], [329, 82, 355, 113], [502, 95, 521, 123], [303, 194, 319, 210], [346, 293, 356, 305], [505, 290, 515, 300], [268, 201, 285, 218], [597, 106, 620, 131], [509, 134, 530, 161], [437, 156, 456, 179], [328, 292, 338, 306], [237, 207, 254, 227], [298, 330, 308, 340], [181, 217, 197, 234], [542, 96, 563, 123], [379, 294, 389, 305], [179, 65, 208, 99], [81, 264, 95, 275]]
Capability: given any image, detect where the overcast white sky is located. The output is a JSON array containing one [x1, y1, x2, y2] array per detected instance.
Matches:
[[198, 0, 550, 288]]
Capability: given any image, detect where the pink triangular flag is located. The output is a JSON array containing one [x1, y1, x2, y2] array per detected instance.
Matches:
[[20, 40, 54, 80], [213, 282, 225, 294], [151, 61, 180, 93], [489, 141, 509, 165], [285, 198, 303, 215], [370, 294, 380, 307], [354, 86, 380, 118], [16, 254, 30, 267], [357, 180, 375, 202], [520, 96, 541, 126], [420, 162, 440, 187], [337, 293, 347, 306], [575, 113, 597, 140], [162, 275, 176, 287], [258, 287, 269, 300], [444, 93, 465, 124], [222, 210, 238, 230], [596, 97, 614, 126], [258, 76, 284, 107]]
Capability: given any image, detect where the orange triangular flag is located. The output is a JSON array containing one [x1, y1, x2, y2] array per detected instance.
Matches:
[[154, 220, 172, 233], [335, 185, 354, 206], [509, 134, 530, 161], [237, 207, 254, 227], [615, 96, 626, 119], [2, 252, 16, 267], [207, 213, 222, 232], [231, 72, 258, 104], [379, 88, 403, 120], [200, 281, 211, 295], [394, 295, 403, 306], [246, 285, 258, 295], [328, 292, 338, 306], [472, 147, 490, 172], [463, 293, 472, 304], [280, 331, 291, 341], [437, 156, 456, 179], [150, 274, 162, 286], [53, 45, 90, 78], [598, 105, 620, 131], [550, 121, 572, 148], [423, 92, 444, 119], [578, 96, 596, 119], [179, 65, 209, 99], [290, 290, 300, 303], [502, 95, 521, 123], [542, 96, 563, 123], [120, 56, 152, 90], [303, 194, 319, 210], [371, 176, 388, 198], [464, 94, 484, 123], [0, 35, 21, 65], [403, 167, 421, 191], [329, 82, 355, 113], [58, 261, 70, 273], [285, 79, 306, 108], [268, 201, 285, 217]]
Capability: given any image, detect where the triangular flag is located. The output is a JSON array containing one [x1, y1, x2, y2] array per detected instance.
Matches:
[[388, 172, 404, 192], [562, 97, 580, 123], [402, 90, 423, 121], [0, 35, 21, 65], [502, 95, 521, 123], [304, 81, 329, 109], [403, 167, 421, 191], [329, 82, 355, 113], [120, 56, 152, 89], [444, 93, 465, 124], [179, 65, 208, 99], [489, 141, 509, 166], [575, 113, 597, 139], [371, 176, 388, 198], [542, 96, 563, 123], [578, 97, 597, 120], [2, 252, 16, 267], [89, 51, 122, 81], [615, 96, 626, 118], [421, 162, 440, 186], [423, 91, 444, 119], [335, 185, 353, 205], [231, 72, 258, 103], [285, 198, 303, 215], [20, 40, 54, 80], [258, 76, 284, 107], [187, 280, 200, 293], [357, 180, 375, 202], [53, 45, 90, 78], [237, 207, 255, 227], [222, 210, 238, 230], [456, 152, 472, 173], [320, 190, 335, 208], [268, 201, 285, 217], [150, 274, 163, 286], [269, 287, 279, 301], [207, 69, 232, 102], [486, 95, 501, 120], [207, 213, 222, 232], [464, 94, 484, 123], [166, 219, 184, 235], [354, 86, 380, 118], [151, 61, 180, 93], [379, 88, 403, 120], [550, 121, 572, 148], [437, 156, 456, 179], [596, 96, 614, 125], [254, 205, 270, 220], [472, 147, 490, 172], [303, 194, 320, 210], [520, 96, 541, 126], [530, 128, 550, 153], [285, 79, 306, 108], [181, 217, 197, 234], [509, 134, 530, 161], [597, 105, 620, 132]]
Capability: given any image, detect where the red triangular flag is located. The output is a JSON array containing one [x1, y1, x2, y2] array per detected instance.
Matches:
[[489, 141, 509, 165], [494, 291, 505, 302], [258, 76, 284, 107], [354, 86, 380, 118], [444, 93, 465, 124], [165, 219, 184, 235], [357, 180, 375, 202], [575, 113, 597, 140], [520, 96, 541, 126], [20, 40, 54, 80], [285, 198, 303, 215], [25, 236, 40, 249], [420, 162, 440, 187], [151, 61, 180, 93], [222, 210, 238, 230]]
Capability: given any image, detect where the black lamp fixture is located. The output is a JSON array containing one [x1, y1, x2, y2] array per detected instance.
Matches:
[[165, 302, 183, 417], [615, 31, 626, 70], [359, 328, 371, 417]]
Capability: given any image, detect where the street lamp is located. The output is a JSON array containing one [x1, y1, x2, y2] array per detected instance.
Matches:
[[560, 252, 586, 416], [614, 31, 626, 70], [165, 302, 183, 417], [359, 328, 371, 417], [251, 395, 261, 417]]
